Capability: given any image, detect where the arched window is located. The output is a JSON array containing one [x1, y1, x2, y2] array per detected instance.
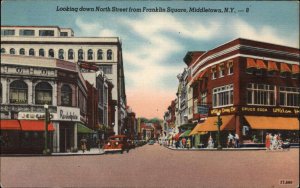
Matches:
[[97, 49, 103, 60], [9, 80, 28, 104], [35, 82, 52, 105], [48, 49, 54, 58], [61, 84, 72, 106], [58, 49, 64, 59], [1, 48, 6, 54], [29, 48, 35, 56], [39, 49, 45, 57], [88, 49, 93, 60], [10, 48, 15, 55], [78, 49, 84, 61], [107, 49, 112, 60], [68, 49, 74, 60], [19, 48, 25, 55]]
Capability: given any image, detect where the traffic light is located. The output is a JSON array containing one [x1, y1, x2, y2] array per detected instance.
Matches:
[[45, 110, 51, 124], [217, 116, 223, 127]]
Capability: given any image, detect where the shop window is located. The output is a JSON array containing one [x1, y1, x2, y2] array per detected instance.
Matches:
[[9, 80, 28, 104], [10, 48, 15, 55], [200, 92, 207, 105], [219, 64, 225, 77], [78, 49, 84, 61], [35, 82, 52, 105], [97, 49, 103, 60], [68, 49, 74, 60], [29, 48, 35, 56], [107, 49, 112, 60], [39, 49, 45, 57], [279, 87, 299, 107], [280, 72, 290, 78], [228, 61, 233, 75], [267, 71, 276, 77], [19, 48, 25, 55], [58, 49, 64, 59], [88, 49, 93, 60], [256, 69, 263, 75], [1, 48, 6, 54], [61, 84, 72, 106], [48, 49, 54, 58], [211, 66, 217, 80], [247, 83, 275, 106], [212, 84, 233, 107]]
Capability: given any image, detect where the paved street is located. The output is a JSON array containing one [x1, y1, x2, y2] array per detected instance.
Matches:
[[1, 144, 299, 188]]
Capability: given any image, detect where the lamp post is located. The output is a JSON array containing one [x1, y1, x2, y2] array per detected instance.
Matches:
[[216, 112, 223, 150], [44, 104, 49, 155]]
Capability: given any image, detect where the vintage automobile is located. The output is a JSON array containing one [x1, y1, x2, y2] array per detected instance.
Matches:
[[103, 135, 130, 154]]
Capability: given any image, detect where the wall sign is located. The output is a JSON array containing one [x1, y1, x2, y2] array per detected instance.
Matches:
[[56, 106, 80, 121]]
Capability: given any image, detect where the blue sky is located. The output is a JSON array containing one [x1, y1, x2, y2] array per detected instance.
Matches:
[[1, 1, 299, 118]]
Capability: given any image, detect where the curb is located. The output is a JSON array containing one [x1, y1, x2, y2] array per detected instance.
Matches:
[[163, 146, 298, 151]]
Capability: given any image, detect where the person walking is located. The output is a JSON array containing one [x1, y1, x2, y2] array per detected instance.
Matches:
[[265, 133, 270, 150], [234, 133, 240, 148], [182, 137, 186, 148], [207, 136, 214, 149], [80, 137, 87, 153], [186, 138, 191, 149], [227, 133, 234, 148]]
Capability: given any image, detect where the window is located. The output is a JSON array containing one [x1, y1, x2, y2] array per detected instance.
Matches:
[[247, 83, 275, 106], [29, 48, 35, 56], [256, 69, 263, 75], [39, 30, 54, 36], [200, 92, 207, 105], [219, 64, 225, 77], [35, 82, 52, 105], [61, 84, 72, 106], [1, 48, 5, 54], [280, 72, 290, 78], [193, 99, 198, 114], [107, 49, 112, 60], [99, 65, 112, 74], [9, 80, 28, 104], [279, 87, 299, 107], [1, 29, 15, 36], [88, 49, 93, 60], [39, 49, 45, 57], [19, 48, 25, 55], [58, 49, 64, 59], [211, 66, 217, 80], [78, 49, 84, 61], [60, 32, 68, 36], [212, 84, 233, 107], [267, 71, 276, 77], [19, 29, 35, 36], [9, 48, 15, 55], [68, 49, 74, 60], [97, 49, 103, 60], [228, 61, 233, 75], [48, 49, 54, 58]]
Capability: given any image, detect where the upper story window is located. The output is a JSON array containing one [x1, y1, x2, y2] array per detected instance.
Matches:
[[219, 64, 225, 77], [39, 49, 45, 57], [107, 49, 112, 60], [99, 65, 112, 74], [60, 32, 68, 37], [9, 80, 28, 104], [58, 49, 64, 59], [68, 49, 74, 60], [228, 61, 233, 75], [211, 66, 217, 80], [61, 84, 72, 106], [9, 48, 15, 55], [212, 84, 233, 108], [48, 49, 54, 58], [19, 29, 35, 36], [200, 92, 207, 105], [279, 87, 299, 107], [1, 48, 5, 54], [97, 49, 103, 60], [39, 30, 54, 36], [29, 48, 35, 56], [78, 49, 84, 61], [1, 29, 15, 36], [247, 83, 275, 106], [35, 82, 52, 105], [88, 49, 93, 60], [19, 48, 25, 55]]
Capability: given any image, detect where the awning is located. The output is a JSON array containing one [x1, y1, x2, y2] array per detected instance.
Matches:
[[280, 63, 291, 72], [0, 120, 21, 130], [246, 58, 257, 69], [19, 120, 55, 131], [179, 123, 197, 130], [256, 59, 267, 69], [291, 64, 299, 74], [191, 70, 207, 85], [189, 115, 235, 135], [244, 116, 299, 130], [267, 61, 278, 71], [179, 130, 192, 138], [77, 123, 95, 134]]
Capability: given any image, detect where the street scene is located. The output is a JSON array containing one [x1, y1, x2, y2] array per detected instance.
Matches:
[[1, 1, 299, 188]]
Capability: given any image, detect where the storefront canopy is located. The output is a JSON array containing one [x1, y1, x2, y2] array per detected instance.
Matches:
[[0, 120, 21, 130], [77, 123, 96, 134], [179, 130, 192, 138], [19, 120, 55, 131], [245, 116, 299, 130], [189, 115, 235, 136]]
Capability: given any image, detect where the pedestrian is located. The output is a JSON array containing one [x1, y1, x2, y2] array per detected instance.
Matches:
[[234, 133, 240, 148], [265, 133, 270, 150], [186, 138, 191, 149], [207, 135, 214, 149], [182, 137, 186, 148], [227, 133, 234, 148], [80, 137, 87, 153]]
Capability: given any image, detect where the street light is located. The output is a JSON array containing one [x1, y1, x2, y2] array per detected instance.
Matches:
[[44, 104, 50, 155], [216, 112, 223, 150]]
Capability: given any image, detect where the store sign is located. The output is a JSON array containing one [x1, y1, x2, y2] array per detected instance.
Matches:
[[18, 112, 56, 120], [56, 106, 80, 121], [198, 105, 209, 117], [241, 107, 299, 115], [210, 106, 237, 115]]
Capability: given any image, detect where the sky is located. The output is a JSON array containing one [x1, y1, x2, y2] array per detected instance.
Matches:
[[1, 1, 299, 119]]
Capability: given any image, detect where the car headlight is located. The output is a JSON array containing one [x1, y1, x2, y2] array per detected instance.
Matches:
[[115, 142, 119, 145]]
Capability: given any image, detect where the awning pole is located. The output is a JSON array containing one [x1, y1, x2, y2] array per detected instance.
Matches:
[[262, 130, 264, 143]]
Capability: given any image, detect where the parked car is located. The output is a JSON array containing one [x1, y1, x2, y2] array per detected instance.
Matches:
[[103, 135, 130, 154]]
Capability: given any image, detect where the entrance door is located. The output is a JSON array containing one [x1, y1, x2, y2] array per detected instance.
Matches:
[[59, 123, 74, 152]]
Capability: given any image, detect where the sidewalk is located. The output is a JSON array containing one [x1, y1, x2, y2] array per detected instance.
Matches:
[[164, 145, 298, 151], [51, 148, 105, 156]]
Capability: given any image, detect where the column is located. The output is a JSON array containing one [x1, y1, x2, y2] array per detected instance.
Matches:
[[2, 79, 8, 103], [27, 81, 33, 105], [53, 122, 60, 152], [114, 106, 118, 135], [74, 123, 78, 150], [52, 81, 57, 106]]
